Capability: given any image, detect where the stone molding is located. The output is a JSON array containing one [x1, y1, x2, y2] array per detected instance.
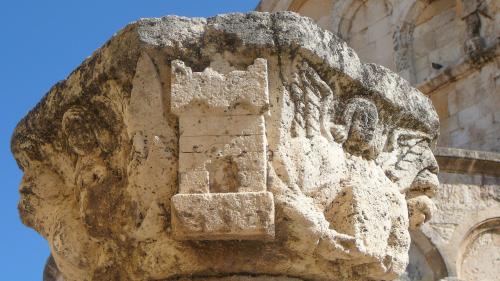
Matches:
[[435, 146, 500, 177], [418, 42, 499, 95]]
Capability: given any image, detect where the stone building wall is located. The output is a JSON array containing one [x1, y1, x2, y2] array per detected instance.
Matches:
[[427, 60, 498, 152], [21, 12, 445, 281], [257, 0, 499, 151], [258, 1, 499, 281]]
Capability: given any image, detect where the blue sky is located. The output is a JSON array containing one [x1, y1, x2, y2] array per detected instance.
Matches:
[[0, 1, 259, 279]]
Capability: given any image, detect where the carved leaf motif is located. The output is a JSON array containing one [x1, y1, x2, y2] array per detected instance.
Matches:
[[289, 62, 335, 140]]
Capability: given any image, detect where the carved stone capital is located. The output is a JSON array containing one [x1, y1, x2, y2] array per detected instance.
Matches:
[[12, 12, 439, 281]]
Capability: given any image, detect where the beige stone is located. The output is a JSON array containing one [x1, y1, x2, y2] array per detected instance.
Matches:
[[179, 171, 210, 194], [179, 135, 266, 153], [171, 58, 269, 115], [256, 2, 500, 280], [171, 192, 275, 240], [12, 12, 443, 281], [170, 59, 273, 240], [180, 115, 266, 137]]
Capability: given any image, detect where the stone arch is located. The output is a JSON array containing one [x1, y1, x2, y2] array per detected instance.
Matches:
[[394, 0, 466, 84], [334, 0, 395, 70], [457, 218, 500, 281], [288, 0, 334, 30], [393, 0, 420, 79], [440, 208, 500, 277], [287, 0, 359, 42], [289, 0, 397, 38], [288, 0, 397, 70], [397, 230, 448, 281], [334, 0, 363, 40], [288, 0, 308, 11]]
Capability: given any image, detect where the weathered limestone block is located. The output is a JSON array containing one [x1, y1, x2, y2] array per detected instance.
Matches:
[[13, 12, 440, 281], [171, 58, 269, 115], [170, 59, 273, 240], [172, 192, 275, 240]]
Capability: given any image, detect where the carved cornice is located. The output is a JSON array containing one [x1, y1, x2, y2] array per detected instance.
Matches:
[[435, 146, 500, 177]]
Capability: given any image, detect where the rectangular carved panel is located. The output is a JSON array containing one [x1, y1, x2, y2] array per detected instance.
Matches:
[[170, 58, 274, 240]]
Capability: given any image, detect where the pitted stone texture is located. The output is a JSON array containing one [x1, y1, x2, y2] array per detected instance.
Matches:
[[180, 115, 266, 137], [170, 59, 273, 240], [171, 58, 269, 115], [172, 192, 275, 240], [12, 12, 440, 281]]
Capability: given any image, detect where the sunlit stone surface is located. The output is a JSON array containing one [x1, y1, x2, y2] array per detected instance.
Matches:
[[12, 12, 441, 281]]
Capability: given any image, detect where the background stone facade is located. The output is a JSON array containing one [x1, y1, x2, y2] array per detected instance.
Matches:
[[257, 1, 499, 280]]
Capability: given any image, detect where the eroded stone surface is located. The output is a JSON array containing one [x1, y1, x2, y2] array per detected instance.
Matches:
[[170, 59, 273, 240], [12, 12, 440, 281], [257, 2, 499, 280], [172, 192, 275, 240]]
